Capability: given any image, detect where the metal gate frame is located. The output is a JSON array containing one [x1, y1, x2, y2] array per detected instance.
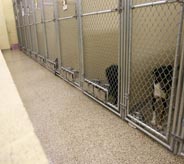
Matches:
[[121, 0, 184, 153], [81, 0, 123, 116]]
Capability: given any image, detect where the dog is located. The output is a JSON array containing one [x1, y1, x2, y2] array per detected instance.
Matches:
[[105, 64, 118, 105], [151, 65, 173, 129]]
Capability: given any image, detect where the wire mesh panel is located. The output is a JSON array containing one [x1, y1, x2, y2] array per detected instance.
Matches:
[[35, 1, 45, 58], [14, 2, 23, 47], [25, 1, 32, 52], [126, 0, 183, 141], [57, 0, 80, 84], [29, 5, 37, 53], [18, 1, 27, 49], [43, 0, 57, 62], [82, 0, 120, 111]]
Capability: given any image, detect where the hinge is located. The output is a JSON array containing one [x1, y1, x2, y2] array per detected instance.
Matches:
[[171, 133, 184, 143], [118, 0, 123, 13]]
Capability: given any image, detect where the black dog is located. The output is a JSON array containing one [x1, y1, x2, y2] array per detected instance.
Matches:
[[106, 64, 118, 105], [151, 65, 173, 127]]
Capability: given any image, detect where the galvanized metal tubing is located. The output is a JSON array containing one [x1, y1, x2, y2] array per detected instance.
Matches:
[[13, 0, 184, 156]]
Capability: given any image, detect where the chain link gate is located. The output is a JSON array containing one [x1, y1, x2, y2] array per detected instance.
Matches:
[[23, 0, 32, 54], [81, 0, 121, 114], [28, 0, 39, 58], [14, 1, 22, 49], [35, 0, 46, 63], [122, 0, 184, 149], [17, 0, 27, 51], [56, 0, 80, 85], [42, 0, 58, 71]]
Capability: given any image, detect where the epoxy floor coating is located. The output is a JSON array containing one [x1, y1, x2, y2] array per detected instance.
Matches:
[[3, 50, 184, 164]]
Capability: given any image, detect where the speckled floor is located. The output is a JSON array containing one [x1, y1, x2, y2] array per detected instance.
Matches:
[[3, 50, 184, 164]]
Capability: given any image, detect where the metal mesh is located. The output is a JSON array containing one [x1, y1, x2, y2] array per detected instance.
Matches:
[[59, 19, 79, 72], [45, 21, 57, 60], [128, 2, 181, 135], [58, 0, 80, 83], [83, 11, 119, 106], [36, 23, 45, 56], [43, 2, 54, 20], [82, 0, 118, 13], [58, 0, 76, 18], [35, 8, 42, 22], [43, 1, 57, 61]]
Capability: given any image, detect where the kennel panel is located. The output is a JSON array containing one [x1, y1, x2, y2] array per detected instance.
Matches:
[[45, 21, 57, 61], [81, 0, 118, 13], [59, 18, 80, 83], [82, 11, 119, 108], [43, 0, 54, 20], [35, 7, 45, 57], [24, 13, 32, 51], [127, 2, 182, 139], [36, 23, 45, 57]]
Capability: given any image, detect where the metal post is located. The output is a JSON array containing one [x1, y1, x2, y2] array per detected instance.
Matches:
[[178, 78, 184, 154], [21, 0, 28, 51], [26, 0, 33, 55], [32, 0, 39, 56], [117, 0, 124, 115], [120, 0, 128, 119], [76, 0, 84, 87], [126, 0, 132, 117], [14, 1, 23, 48], [53, 0, 62, 71], [173, 32, 184, 154], [169, 3, 184, 153], [40, 0, 49, 61]]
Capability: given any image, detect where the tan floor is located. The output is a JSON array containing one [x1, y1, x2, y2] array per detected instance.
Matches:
[[0, 50, 48, 164], [2, 49, 184, 164]]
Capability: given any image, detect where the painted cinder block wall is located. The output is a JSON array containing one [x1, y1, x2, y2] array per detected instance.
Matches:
[[1, 0, 18, 47]]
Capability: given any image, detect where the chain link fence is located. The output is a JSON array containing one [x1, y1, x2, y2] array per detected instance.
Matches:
[[128, 1, 181, 137], [13, 0, 184, 155], [82, 0, 120, 111], [57, 0, 80, 84]]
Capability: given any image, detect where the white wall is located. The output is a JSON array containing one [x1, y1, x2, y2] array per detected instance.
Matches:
[[0, 0, 10, 49]]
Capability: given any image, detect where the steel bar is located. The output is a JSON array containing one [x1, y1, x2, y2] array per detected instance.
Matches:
[[82, 8, 118, 17], [132, 0, 178, 9]]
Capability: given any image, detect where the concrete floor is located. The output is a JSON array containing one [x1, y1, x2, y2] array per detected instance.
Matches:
[[2, 50, 184, 164]]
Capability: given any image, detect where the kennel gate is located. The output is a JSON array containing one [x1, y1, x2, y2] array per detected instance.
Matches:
[[13, 1, 23, 49], [56, 0, 81, 85], [16, 0, 27, 50], [81, 0, 122, 114], [122, 0, 184, 150], [42, 0, 58, 71], [34, 0, 47, 62]]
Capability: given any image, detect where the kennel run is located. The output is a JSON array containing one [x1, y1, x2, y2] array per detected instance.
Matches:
[[13, 0, 184, 155]]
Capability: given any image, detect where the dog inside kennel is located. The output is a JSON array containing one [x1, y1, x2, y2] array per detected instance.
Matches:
[[82, 0, 120, 110], [127, 0, 182, 135]]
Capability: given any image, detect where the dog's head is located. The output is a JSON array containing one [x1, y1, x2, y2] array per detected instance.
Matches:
[[153, 65, 173, 93]]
